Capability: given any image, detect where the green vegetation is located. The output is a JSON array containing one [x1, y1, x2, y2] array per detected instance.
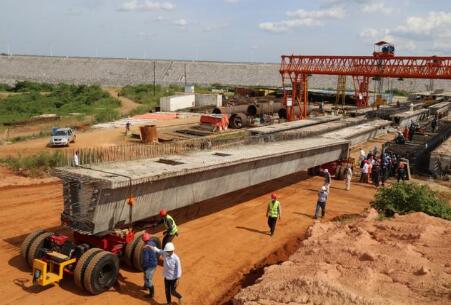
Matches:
[[0, 151, 66, 177], [0, 83, 121, 125], [385, 88, 410, 96], [371, 182, 451, 220], [0, 81, 55, 92], [119, 84, 183, 109]]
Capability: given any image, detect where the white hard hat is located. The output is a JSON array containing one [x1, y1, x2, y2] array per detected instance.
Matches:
[[163, 242, 175, 252], [324, 169, 329, 173], [321, 186, 326, 191]]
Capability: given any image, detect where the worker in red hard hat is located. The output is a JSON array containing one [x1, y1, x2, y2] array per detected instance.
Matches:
[[141, 232, 159, 299], [156, 209, 178, 249], [266, 193, 281, 236]]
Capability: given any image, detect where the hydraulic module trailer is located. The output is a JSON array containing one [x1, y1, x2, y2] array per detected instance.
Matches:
[[21, 136, 350, 294]]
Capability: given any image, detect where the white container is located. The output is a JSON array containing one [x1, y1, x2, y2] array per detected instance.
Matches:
[[160, 94, 195, 112], [195, 94, 223, 107]]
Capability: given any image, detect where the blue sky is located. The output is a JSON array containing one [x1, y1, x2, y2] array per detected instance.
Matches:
[[0, 0, 450, 62]]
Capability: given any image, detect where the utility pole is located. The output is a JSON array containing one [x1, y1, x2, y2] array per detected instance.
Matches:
[[153, 61, 156, 96], [184, 63, 187, 87]]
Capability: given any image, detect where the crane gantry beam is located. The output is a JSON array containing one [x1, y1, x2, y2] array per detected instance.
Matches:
[[279, 51, 451, 120]]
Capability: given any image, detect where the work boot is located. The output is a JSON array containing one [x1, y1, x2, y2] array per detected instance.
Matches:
[[144, 286, 154, 298]]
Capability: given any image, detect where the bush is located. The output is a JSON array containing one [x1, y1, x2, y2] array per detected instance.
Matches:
[[0, 151, 66, 177], [371, 182, 451, 220], [119, 84, 183, 108], [0, 83, 121, 125], [94, 108, 120, 123]]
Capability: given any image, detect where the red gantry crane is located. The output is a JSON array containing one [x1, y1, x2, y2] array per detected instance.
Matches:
[[280, 41, 451, 121]]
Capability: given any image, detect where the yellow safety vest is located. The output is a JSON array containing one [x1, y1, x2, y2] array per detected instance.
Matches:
[[164, 215, 178, 235], [268, 200, 280, 218]]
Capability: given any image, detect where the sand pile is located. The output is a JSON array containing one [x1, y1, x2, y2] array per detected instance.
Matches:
[[233, 210, 451, 305]]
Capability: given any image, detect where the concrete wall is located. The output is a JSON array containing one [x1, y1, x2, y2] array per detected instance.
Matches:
[[160, 94, 195, 111], [1, 55, 451, 90]]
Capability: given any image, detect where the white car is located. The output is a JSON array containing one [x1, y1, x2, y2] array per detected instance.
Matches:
[[49, 128, 76, 147]]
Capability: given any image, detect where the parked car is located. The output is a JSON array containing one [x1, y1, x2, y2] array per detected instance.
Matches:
[[49, 128, 76, 147]]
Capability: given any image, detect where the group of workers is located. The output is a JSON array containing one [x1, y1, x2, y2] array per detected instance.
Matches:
[[140, 209, 183, 305], [359, 146, 408, 186]]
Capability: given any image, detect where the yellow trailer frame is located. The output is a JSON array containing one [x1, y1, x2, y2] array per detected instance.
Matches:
[[32, 251, 76, 287]]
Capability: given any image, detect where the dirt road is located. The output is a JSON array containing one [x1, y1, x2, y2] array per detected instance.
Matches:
[[0, 116, 200, 158], [0, 175, 379, 305], [104, 87, 141, 115]]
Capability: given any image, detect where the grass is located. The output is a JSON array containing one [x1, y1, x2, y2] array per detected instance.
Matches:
[[0, 151, 66, 177], [119, 84, 183, 109], [0, 82, 121, 125]]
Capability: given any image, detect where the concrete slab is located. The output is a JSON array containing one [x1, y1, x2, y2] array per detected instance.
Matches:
[[54, 137, 350, 234], [321, 120, 392, 147], [391, 109, 429, 128], [429, 101, 450, 116], [248, 116, 340, 135]]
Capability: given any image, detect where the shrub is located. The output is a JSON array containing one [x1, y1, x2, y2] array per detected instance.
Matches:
[[371, 182, 451, 220], [94, 108, 120, 123], [0, 151, 66, 177]]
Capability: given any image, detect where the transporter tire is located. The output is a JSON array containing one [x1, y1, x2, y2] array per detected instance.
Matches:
[[74, 248, 103, 290], [83, 251, 120, 295], [26, 232, 53, 267], [124, 231, 144, 268], [21, 229, 45, 262]]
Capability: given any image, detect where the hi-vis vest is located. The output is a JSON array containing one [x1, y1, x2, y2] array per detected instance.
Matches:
[[164, 215, 178, 235], [268, 200, 280, 218]]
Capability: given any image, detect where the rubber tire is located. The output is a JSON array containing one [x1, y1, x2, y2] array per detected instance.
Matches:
[[83, 251, 120, 295], [27, 232, 53, 267], [74, 248, 102, 290], [124, 231, 144, 268], [132, 240, 145, 272], [21, 229, 45, 261]]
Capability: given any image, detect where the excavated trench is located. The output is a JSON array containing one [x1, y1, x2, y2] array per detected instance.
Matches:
[[215, 233, 305, 305]]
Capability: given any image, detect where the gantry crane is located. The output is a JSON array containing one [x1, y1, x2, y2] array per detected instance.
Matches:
[[280, 42, 451, 121]]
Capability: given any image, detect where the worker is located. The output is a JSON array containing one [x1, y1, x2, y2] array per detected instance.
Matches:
[[125, 120, 131, 136], [360, 160, 369, 183], [323, 168, 331, 192], [359, 148, 366, 163], [157, 209, 178, 248], [345, 164, 352, 191], [314, 186, 328, 220], [147, 242, 183, 305], [403, 127, 409, 141], [266, 193, 281, 236], [397, 163, 406, 182], [141, 232, 159, 298], [431, 116, 437, 132], [409, 122, 415, 141], [395, 132, 405, 144], [73, 150, 80, 167]]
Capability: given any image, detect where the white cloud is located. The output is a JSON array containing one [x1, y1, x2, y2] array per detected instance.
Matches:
[[362, 3, 393, 15], [394, 11, 451, 39], [118, 0, 175, 12], [359, 11, 451, 54], [172, 18, 188, 27], [259, 7, 345, 33], [287, 7, 345, 19]]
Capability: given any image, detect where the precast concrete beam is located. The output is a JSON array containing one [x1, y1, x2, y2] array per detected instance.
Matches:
[[54, 137, 350, 234]]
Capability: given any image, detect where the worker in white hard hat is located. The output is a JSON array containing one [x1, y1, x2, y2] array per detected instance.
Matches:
[[314, 186, 329, 220], [147, 242, 183, 305], [323, 168, 331, 192]]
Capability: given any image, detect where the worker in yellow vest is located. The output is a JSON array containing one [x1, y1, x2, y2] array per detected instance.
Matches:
[[157, 209, 179, 248], [266, 193, 281, 236]]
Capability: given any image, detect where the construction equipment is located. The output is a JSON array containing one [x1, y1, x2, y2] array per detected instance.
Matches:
[[335, 75, 347, 109], [280, 42, 451, 120]]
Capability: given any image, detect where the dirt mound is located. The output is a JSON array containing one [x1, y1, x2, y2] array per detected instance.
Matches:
[[233, 209, 451, 305]]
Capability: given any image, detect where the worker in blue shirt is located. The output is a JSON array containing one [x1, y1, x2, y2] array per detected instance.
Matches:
[[141, 232, 159, 298]]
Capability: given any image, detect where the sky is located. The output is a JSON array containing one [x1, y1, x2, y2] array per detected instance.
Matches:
[[0, 0, 450, 63]]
